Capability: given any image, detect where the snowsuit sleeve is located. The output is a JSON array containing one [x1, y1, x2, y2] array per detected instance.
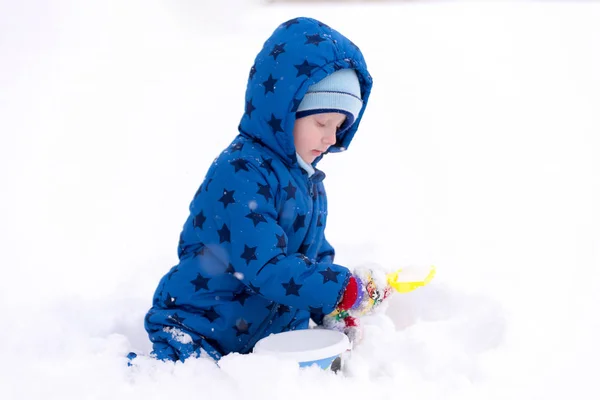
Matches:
[[316, 236, 335, 264], [309, 236, 334, 325], [195, 158, 351, 315]]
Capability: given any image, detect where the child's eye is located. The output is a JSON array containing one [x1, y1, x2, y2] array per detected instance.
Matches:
[[316, 121, 326, 128]]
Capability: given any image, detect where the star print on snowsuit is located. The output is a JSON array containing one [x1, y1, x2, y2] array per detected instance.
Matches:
[[144, 17, 373, 362]]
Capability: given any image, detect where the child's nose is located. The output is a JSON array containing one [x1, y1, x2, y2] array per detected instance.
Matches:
[[323, 129, 337, 145]]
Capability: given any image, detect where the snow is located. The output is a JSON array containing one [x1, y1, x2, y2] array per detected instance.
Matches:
[[165, 327, 194, 345], [1, 0, 599, 399]]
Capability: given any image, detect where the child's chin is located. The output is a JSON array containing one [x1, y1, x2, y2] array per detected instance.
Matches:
[[301, 154, 315, 163]]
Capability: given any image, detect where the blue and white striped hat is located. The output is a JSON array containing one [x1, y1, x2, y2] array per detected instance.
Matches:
[[296, 69, 363, 132]]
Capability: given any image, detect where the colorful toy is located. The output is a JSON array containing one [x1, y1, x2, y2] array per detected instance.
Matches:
[[322, 265, 437, 343], [386, 265, 437, 293]]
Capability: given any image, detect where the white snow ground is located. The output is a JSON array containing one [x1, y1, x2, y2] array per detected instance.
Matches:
[[1, 1, 599, 399]]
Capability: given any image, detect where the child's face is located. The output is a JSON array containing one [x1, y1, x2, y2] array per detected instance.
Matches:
[[293, 113, 346, 164]]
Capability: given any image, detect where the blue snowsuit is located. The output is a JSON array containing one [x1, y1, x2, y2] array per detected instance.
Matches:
[[145, 17, 373, 361]]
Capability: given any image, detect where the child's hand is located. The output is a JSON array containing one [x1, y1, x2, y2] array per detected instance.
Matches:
[[322, 267, 393, 343], [340, 267, 393, 317], [322, 310, 363, 344]]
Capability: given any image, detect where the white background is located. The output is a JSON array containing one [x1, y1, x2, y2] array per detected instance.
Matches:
[[1, 1, 599, 399]]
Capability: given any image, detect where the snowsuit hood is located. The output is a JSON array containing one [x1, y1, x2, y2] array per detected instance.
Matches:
[[239, 17, 373, 167]]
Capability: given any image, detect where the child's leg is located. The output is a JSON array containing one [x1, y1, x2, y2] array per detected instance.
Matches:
[[149, 327, 223, 362]]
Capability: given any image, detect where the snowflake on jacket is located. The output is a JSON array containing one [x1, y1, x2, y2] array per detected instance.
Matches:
[[145, 17, 373, 362]]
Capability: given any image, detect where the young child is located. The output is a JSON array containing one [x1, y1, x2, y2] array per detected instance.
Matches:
[[144, 17, 392, 362]]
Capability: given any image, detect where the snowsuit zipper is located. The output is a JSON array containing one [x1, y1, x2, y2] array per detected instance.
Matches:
[[241, 302, 279, 353]]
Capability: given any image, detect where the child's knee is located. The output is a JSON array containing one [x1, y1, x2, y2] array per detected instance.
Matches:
[[150, 328, 222, 362], [151, 341, 179, 362]]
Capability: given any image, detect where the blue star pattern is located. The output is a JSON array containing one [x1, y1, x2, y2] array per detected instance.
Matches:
[[230, 142, 244, 152], [193, 211, 206, 229], [268, 255, 283, 265], [190, 273, 210, 291], [267, 114, 283, 134], [166, 266, 179, 280], [169, 313, 186, 325], [217, 223, 231, 243], [298, 243, 310, 256], [203, 307, 220, 323], [283, 18, 300, 29], [309, 306, 324, 315], [305, 33, 325, 46], [241, 245, 258, 265], [225, 263, 235, 274], [282, 278, 303, 296], [233, 289, 251, 306], [262, 74, 278, 94], [248, 283, 262, 295], [245, 211, 267, 227], [145, 17, 373, 362], [164, 293, 177, 307], [230, 159, 249, 173], [269, 43, 286, 60], [218, 189, 236, 208], [260, 157, 274, 175], [293, 214, 306, 232], [277, 304, 291, 316], [291, 98, 302, 113], [245, 99, 256, 118], [284, 181, 297, 200], [276, 234, 287, 251], [294, 60, 318, 77], [235, 319, 252, 337], [318, 267, 341, 284], [257, 182, 273, 202]]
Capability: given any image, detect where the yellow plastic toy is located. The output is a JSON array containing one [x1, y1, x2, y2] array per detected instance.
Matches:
[[386, 265, 436, 293]]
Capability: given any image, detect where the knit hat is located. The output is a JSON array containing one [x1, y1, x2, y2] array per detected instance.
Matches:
[[296, 69, 363, 133]]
